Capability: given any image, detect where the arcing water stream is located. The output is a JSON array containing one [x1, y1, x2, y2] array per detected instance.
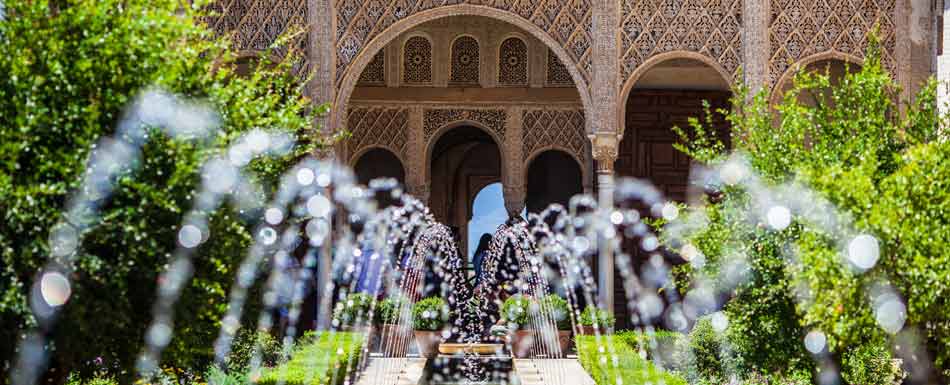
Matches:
[[12, 89, 936, 385]]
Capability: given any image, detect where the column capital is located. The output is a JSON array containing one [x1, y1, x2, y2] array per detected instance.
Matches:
[[503, 185, 526, 217], [590, 133, 620, 173]]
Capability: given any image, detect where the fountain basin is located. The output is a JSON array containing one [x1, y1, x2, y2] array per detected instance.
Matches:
[[439, 343, 505, 355], [422, 354, 515, 385]]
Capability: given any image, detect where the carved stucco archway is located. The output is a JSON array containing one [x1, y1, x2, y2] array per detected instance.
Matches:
[[332, 5, 593, 133], [618, 51, 735, 138], [424, 119, 507, 186], [768, 51, 865, 107]]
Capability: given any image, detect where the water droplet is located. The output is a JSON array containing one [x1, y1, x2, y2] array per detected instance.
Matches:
[[720, 160, 747, 185], [178, 225, 202, 248], [40, 272, 71, 307], [296, 168, 315, 186], [641, 236, 658, 251], [317, 173, 332, 187], [874, 296, 906, 334], [847, 234, 879, 270], [710, 311, 728, 332], [264, 208, 284, 225], [147, 323, 173, 347], [49, 223, 78, 258], [259, 227, 277, 245], [661, 202, 679, 221], [766, 205, 791, 230], [307, 195, 332, 218], [246, 130, 271, 152], [681, 244, 701, 261], [804, 330, 826, 354], [610, 211, 624, 225]]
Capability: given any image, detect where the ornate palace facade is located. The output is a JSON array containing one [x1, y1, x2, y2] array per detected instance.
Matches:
[[207, 0, 942, 323]]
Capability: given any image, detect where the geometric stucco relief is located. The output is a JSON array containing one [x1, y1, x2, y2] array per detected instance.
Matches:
[[423, 109, 507, 143], [335, 0, 591, 85], [768, 0, 897, 86], [522, 109, 587, 164], [346, 106, 410, 163], [203, 0, 311, 77], [620, 0, 742, 83], [358, 50, 386, 85], [546, 49, 575, 86]]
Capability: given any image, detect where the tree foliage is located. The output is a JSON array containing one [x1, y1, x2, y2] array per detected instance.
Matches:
[[0, 0, 327, 381], [668, 38, 947, 383]]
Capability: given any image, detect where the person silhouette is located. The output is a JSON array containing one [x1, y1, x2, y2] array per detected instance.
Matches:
[[472, 233, 492, 285]]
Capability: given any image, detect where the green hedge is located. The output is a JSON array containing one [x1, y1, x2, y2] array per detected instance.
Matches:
[[576, 334, 686, 385], [257, 332, 365, 385]]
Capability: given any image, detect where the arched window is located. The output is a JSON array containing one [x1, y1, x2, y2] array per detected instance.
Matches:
[[450, 36, 480, 85], [403, 36, 432, 84], [498, 37, 527, 85], [468, 183, 506, 257]]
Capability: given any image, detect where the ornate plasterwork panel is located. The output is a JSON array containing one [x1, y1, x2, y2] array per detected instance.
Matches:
[[334, 0, 592, 85], [423, 109, 506, 143], [546, 48, 574, 86], [620, 0, 742, 82], [204, 0, 310, 76], [346, 106, 410, 162], [358, 50, 386, 85], [499, 38, 529, 85], [450, 36, 481, 85], [404, 36, 433, 84], [522, 109, 587, 163], [768, 0, 896, 86]]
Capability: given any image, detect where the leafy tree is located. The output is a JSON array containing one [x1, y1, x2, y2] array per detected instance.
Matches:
[[668, 37, 947, 383], [0, 0, 328, 381]]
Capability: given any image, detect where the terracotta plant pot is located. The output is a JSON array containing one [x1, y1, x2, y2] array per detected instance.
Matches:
[[509, 329, 537, 358], [377, 323, 412, 356], [557, 330, 572, 354], [413, 330, 443, 358]]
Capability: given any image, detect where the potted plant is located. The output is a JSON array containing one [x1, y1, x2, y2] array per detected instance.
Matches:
[[540, 294, 573, 354], [411, 297, 449, 358], [578, 305, 615, 335], [333, 292, 375, 333], [374, 296, 411, 356], [501, 295, 538, 358]]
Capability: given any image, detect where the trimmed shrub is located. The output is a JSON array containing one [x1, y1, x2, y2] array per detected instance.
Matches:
[[224, 329, 282, 373], [539, 294, 571, 330], [257, 332, 365, 385], [412, 297, 449, 331], [501, 295, 537, 329], [579, 306, 616, 329], [576, 334, 687, 385], [375, 296, 408, 325], [332, 293, 374, 327]]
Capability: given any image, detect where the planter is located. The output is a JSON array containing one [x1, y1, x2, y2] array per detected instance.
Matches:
[[413, 330, 443, 358], [376, 323, 412, 356], [509, 329, 537, 358], [557, 330, 572, 354], [578, 325, 612, 335]]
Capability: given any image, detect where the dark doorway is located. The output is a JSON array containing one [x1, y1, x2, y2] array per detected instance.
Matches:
[[526, 150, 583, 213], [354, 148, 406, 187], [614, 60, 733, 330], [429, 125, 502, 256]]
